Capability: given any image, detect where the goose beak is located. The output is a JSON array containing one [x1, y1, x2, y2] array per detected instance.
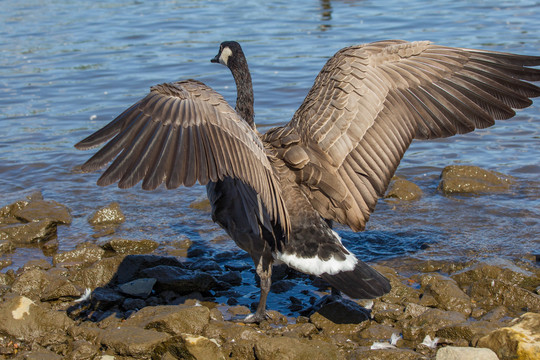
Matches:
[[211, 54, 220, 63]]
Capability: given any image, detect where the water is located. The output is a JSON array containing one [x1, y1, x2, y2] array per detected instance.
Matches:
[[1, 1, 539, 277]]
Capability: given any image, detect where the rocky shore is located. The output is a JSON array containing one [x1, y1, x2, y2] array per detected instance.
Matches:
[[0, 165, 539, 360]]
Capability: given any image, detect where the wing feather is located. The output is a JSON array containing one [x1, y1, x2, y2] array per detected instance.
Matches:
[[264, 40, 539, 231], [76, 80, 289, 235]]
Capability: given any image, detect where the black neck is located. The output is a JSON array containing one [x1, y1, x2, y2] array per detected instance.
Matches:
[[229, 54, 255, 129]]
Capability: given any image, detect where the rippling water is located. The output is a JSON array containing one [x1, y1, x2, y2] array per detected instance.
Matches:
[[1, 0, 539, 274]]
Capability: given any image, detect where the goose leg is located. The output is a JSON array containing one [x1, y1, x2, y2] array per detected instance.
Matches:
[[244, 256, 272, 323]]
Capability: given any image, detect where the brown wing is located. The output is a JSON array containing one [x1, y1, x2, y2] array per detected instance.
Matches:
[[76, 79, 289, 235], [263, 40, 540, 231]]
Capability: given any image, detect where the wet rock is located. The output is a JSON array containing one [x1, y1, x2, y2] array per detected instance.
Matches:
[[189, 198, 211, 211], [350, 347, 425, 360], [0, 239, 14, 254], [68, 339, 100, 360], [477, 312, 540, 360], [70, 256, 125, 289], [271, 279, 295, 293], [375, 265, 421, 306], [98, 326, 171, 357], [217, 270, 242, 286], [420, 273, 472, 316], [101, 238, 158, 255], [11, 268, 50, 300], [53, 243, 105, 267], [227, 305, 251, 317], [435, 321, 501, 346], [122, 297, 146, 311], [452, 261, 539, 292], [0, 220, 57, 244], [254, 336, 340, 360], [189, 258, 223, 272], [13, 347, 63, 360], [400, 308, 466, 342], [481, 306, 510, 322], [141, 265, 217, 294], [468, 278, 540, 313], [118, 278, 156, 298], [180, 334, 224, 360], [371, 301, 405, 323], [0, 296, 72, 343], [125, 304, 210, 335], [12, 199, 72, 225], [435, 346, 498, 360], [385, 178, 422, 200], [438, 165, 513, 194], [88, 202, 125, 225]]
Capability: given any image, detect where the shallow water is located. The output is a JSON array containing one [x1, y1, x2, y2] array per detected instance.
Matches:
[[1, 0, 539, 282]]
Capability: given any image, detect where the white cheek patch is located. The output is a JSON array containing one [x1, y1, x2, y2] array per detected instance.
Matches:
[[219, 47, 232, 66], [274, 250, 358, 276]]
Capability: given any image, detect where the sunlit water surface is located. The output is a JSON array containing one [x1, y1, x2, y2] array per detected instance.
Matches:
[[1, 0, 539, 312]]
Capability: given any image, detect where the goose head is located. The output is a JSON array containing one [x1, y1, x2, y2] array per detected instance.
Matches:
[[211, 41, 245, 68]]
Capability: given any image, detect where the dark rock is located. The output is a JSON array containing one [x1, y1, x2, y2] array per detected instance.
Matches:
[[122, 298, 146, 311], [0, 296, 73, 343], [420, 273, 472, 316], [12, 199, 72, 225], [88, 202, 125, 225], [141, 265, 217, 294], [254, 335, 340, 360], [90, 287, 124, 308], [118, 278, 156, 298], [217, 270, 242, 286], [438, 165, 514, 194], [224, 260, 252, 271], [400, 308, 467, 342], [477, 312, 540, 360], [385, 178, 422, 200], [0, 220, 57, 244], [481, 306, 510, 322], [113, 255, 185, 284], [101, 238, 159, 255], [188, 259, 223, 272], [98, 326, 171, 357], [271, 279, 295, 294], [124, 304, 210, 336], [53, 243, 105, 267]]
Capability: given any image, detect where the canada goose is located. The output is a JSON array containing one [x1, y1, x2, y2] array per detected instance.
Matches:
[[76, 40, 540, 322]]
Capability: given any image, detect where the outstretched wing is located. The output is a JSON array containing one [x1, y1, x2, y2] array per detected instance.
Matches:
[[263, 40, 540, 231], [76, 79, 289, 235]]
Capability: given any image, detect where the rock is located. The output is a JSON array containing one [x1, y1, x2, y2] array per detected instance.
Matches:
[[435, 321, 501, 346], [271, 279, 296, 293], [453, 262, 538, 291], [375, 265, 421, 306], [253, 336, 340, 360], [0, 239, 14, 254], [11, 268, 49, 300], [118, 278, 156, 298], [88, 202, 125, 225], [113, 255, 186, 284], [359, 324, 401, 341], [0, 296, 73, 343], [189, 198, 211, 211], [90, 287, 124, 308], [98, 326, 170, 357], [125, 304, 210, 335], [122, 297, 146, 311], [282, 323, 318, 338], [217, 271, 242, 286], [41, 274, 81, 301], [70, 256, 125, 289], [53, 243, 105, 267], [68, 339, 100, 360], [400, 308, 467, 342], [435, 346, 498, 360], [12, 199, 72, 225], [309, 296, 370, 326], [438, 165, 513, 194], [385, 178, 422, 200], [350, 347, 425, 360], [140, 265, 217, 294], [477, 312, 540, 360], [0, 220, 57, 244], [371, 301, 405, 323], [468, 278, 540, 313], [101, 238, 158, 255], [420, 273, 472, 316], [13, 347, 63, 360], [180, 334, 225, 360]]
